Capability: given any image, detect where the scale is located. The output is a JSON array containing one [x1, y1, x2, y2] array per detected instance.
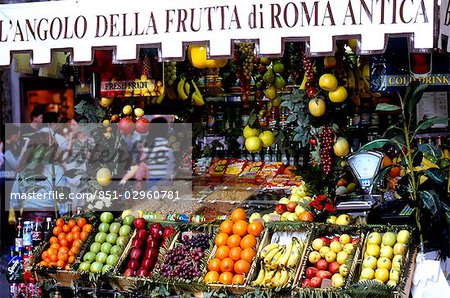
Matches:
[[336, 151, 384, 212]]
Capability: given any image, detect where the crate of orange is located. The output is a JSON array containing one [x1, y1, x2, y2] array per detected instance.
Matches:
[[33, 215, 97, 287], [203, 208, 265, 293]]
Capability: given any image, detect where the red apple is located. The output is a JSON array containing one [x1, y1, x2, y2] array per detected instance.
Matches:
[[351, 238, 359, 245], [332, 236, 340, 242], [123, 268, 135, 277], [307, 87, 319, 98], [141, 258, 155, 270], [118, 117, 135, 135], [136, 229, 148, 240], [146, 236, 159, 248], [133, 218, 146, 230], [149, 223, 163, 240], [328, 261, 340, 274], [145, 248, 159, 261], [275, 204, 287, 215], [320, 236, 331, 245], [306, 267, 318, 279], [316, 270, 332, 279], [135, 117, 150, 134], [127, 259, 139, 270], [310, 277, 322, 288], [162, 226, 176, 239], [316, 259, 328, 271], [131, 238, 144, 249], [136, 268, 147, 277], [130, 248, 143, 260], [302, 278, 311, 288], [286, 202, 297, 213]]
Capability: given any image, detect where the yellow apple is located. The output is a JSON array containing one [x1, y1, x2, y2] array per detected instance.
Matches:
[[330, 241, 343, 253], [392, 255, 402, 270], [336, 251, 348, 264], [382, 232, 397, 247], [375, 268, 389, 283], [339, 264, 349, 277], [326, 215, 337, 224], [319, 246, 331, 258], [397, 230, 410, 244], [343, 243, 355, 254], [380, 246, 394, 259], [366, 244, 380, 258], [362, 256, 378, 269], [339, 234, 351, 245], [367, 232, 382, 245], [312, 238, 325, 251], [377, 257, 392, 270], [332, 273, 344, 288], [360, 267, 375, 280], [389, 269, 400, 281], [325, 251, 337, 263], [393, 243, 407, 255], [279, 197, 290, 204]]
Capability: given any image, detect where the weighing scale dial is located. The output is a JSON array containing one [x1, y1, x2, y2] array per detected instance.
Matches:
[[347, 151, 384, 192]]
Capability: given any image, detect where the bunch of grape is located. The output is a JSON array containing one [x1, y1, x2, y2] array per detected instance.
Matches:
[[303, 54, 314, 82], [164, 62, 177, 86], [318, 126, 335, 175], [236, 43, 256, 81], [160, 233, 211, 280]]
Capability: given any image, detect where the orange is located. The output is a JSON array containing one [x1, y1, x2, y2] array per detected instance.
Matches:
[[82, 224, 92, 233], [58, 233, 67, 242], [56, 218, 64, 227], [208, 258, 221, 272], [80, 231, 88, 241], [77, 218, 87, 227], [389, 165, 401, 178], [41, 251, 48, 260], [57, 252, 69, 262], [214, 233, 229, 247], [229, 247, 243, 262], [59, 246, 70, 254], [67, 219, 76, 228], [53, 226, 62, 236], [66, 233, 74, 243], [62, 224, 71, 233], [232, 220, 249, 237], [220, 220, 234, 235], [72, 232, 80, 241], [68, 255, 75, 264], [65, 264, 71, 270], [231, 208, 247, 223], [232, 274, 245, 285], [50, 243, 60, 250], [240, 234, 257, 249], [220, 258, 235, 272], [204, 271, 220, 283], [382, 156, 393, 167], [44, 257, 51, 264], [234, 260, 250, 274], [56, 260, 65, 268], [298, 211, 314, 222], [69, 247, 78, 256], [247, 222, 264, 237], [240, 248, 256, 263], [71, 226, 81, 233], [227, 235, 241, 248], [219, 272, 233, 285], [49, 254, 58, 262], [49, 236, 59, 244], [216, 246, 230, 260], [73, 239, 83, 248]]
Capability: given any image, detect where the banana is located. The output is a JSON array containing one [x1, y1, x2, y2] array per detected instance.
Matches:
[[177, 77, 188, 100], [260, 243, 279, 259], [252, 264, 265, 286], [268, 269, 282, 288], [263, 268, 276, 285], [347, 69, 356, 90], [299, 73, 308, 90], [279, 239, 294, 268], [287, 238, 302, 268], [444, 149, 450, 160], [191, 81, 205, 106], [264, 246, 282, 264], [276, 268, 290, 288], [184, 80, 191, 96], [155, 86, 165, 104], [268, 246, 286, 269]]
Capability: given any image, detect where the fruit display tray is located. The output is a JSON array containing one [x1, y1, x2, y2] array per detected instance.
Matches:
[[294, 224, 365, 292], [350, 225, 415, 296]]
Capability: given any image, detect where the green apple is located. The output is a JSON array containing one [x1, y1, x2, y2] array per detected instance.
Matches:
[[100, 212, 114, 224], [89, 242, 102, 254], [78, 261, 91, 272], [360, 267, 375, 280], [389, 269, 400, 281], [326, 215, 337, 224], [106, 233, 118, 244], [330, 241, 342, 253], [83, 251, 96, 263], [325, 251, 337, 262], [319, 246, 331, 258], [119, 225, 132, 236], [362, 256, 377, 269], [382, 232, 397, 247], [380, 246, 394, 259], [101, 242, 112, 254], [110, 245, 123, 256], [102, 264, 114, 274], [116, 235, 129, 247], [366, 244, 380, 258], [343, 243, 354, 254], [335, 214, 350, 225], [106, 254, 119, 266], [339, 234, 351, 245], [90, 261, 103, 273], [336, 251, 348, 264], [393, 243, 406, 255], [98, 223, 110, 233], [109, 222, 121, 234], [392, 255, 402, 270], [123, 215, 135, 226], [331, 273, 344, 288], [312, 238, 324, 251], [96, 252, 108, 264], [367, 232, 382, 245], [377, 257, 392, 270], [95, 232, 107, 244], [397, 230, 410, 244], [339, 264, 349, 277]]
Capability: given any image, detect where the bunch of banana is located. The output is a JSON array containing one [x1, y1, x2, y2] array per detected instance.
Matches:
[[177, 76, 189, 100], [150, 81, 165, 104], [176, 76, 205, 106]]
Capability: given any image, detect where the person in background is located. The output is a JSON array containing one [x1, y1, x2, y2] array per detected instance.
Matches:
[[4, 125, 29, 176], [40, 112, 66, 148], [29, 105, 45, 131]]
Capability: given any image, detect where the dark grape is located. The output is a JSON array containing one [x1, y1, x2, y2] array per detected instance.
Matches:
[[318, 126, 335, 175]]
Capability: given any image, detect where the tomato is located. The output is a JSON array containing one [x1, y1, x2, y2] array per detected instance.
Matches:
[[309, 138, 317, 146]]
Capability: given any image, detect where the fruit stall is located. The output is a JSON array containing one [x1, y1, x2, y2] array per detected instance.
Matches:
[[2, 0, 450, 297]]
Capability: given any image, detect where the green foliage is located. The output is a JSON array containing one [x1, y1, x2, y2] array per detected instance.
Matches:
[[280, 89, 312, 147]]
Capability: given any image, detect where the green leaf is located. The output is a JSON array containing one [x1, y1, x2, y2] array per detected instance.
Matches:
[[372, 165, 395, 186], [418, 144, 442, 159], [442, 203, 450, 225], [375, 103, 401, 112], [286, 114, 297, 123], [418, 190, 439, 216], [417, 168, 445, 184], [415, 117, 449, 132], [382, 125, 404, 138], [358, 139, 398, 151], [407, 83, 428, 115]]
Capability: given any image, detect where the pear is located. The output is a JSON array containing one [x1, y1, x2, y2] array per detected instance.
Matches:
[[335, 214, 350, 225], [263, 68, 275, 84]]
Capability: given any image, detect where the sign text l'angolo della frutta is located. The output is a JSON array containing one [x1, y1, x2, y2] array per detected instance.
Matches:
[[0, 0, 434, 65]]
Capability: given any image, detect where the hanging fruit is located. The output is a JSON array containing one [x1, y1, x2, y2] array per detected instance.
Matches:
[[188, 44, 228, 69]]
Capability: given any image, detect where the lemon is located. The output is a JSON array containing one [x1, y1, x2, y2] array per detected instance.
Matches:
[[102, 119, 110, 127], [259, 131, 275, 148], [96, 168, 112, 186], [134, 108, 145, 117], [333, 137, 350, 157], [243, 125, 260, 138], [99, 97, 113, 108], [328, 86, 348, 103], [308, 98, 326, 117], [319, 73, 338, 91], [123, 105, 133, 115], [245, 136, 262, 153]]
